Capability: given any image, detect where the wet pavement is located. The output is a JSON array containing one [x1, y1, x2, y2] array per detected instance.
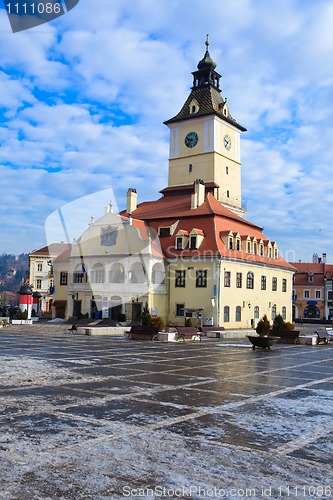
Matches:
[[0, 324, 332, 499]]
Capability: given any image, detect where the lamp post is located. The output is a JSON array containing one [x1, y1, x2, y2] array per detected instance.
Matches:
[[324, 273, 333, 327]]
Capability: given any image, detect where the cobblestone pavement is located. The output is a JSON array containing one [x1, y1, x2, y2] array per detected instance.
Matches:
[[0, 324, 332, 499]]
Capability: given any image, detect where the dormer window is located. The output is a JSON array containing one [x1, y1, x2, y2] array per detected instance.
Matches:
[[228, 237, 233, 250], [159, 227, 171, 237], [189, 99, 199, 114], [189, 228, 205, 249], [175, 230, 189, 250], [247, 241, 251, 253], [190, 235, 197, 249], [176, 237, 183, 250], [236, 238, 241, 251]]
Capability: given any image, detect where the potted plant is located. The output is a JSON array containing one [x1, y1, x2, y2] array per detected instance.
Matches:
[[247, 314, 280, 349], [272, 314, 299, 343]]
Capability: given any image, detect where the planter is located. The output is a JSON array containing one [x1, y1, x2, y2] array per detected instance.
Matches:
[[272, 330, 300, 344], [246, 335, 280, 350]]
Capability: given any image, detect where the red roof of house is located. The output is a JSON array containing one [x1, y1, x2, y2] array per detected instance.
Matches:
[[29, 243, 71, 257], [120, 189, 295, 270]]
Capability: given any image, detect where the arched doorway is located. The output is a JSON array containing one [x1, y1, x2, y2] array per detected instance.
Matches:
[[304, 305, 320, 319], [110, 296, 122, 321]]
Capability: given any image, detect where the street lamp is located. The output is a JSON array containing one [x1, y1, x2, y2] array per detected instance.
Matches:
[[324, 273, 333, 328]]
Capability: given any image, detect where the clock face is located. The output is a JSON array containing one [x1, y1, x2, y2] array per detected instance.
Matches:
[[184, 131, 198, 148], [223, 134, 232, 150]]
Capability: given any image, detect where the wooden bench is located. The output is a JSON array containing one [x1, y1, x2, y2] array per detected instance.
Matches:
[[176, 327, 201, 341], [126, 325, 159, 341], [201, 326, 225, 338], [316, 331, 330, 345]]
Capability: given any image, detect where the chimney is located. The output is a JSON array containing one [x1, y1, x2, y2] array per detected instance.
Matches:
[[126, 188, 137, 214], [323, 253, 327, 263], [191, 179, 205, 209]]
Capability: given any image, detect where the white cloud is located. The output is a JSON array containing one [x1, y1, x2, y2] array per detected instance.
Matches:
[[0, 0, 333, 262]]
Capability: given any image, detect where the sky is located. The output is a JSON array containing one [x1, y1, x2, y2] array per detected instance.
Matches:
[[0, 0, 333, 263]]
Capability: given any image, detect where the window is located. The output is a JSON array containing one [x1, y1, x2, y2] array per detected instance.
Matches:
[[282, 306, 286, 320], [109, 263, 125, 283], [236, 306, 241, 322], [308, 274, 314, 282], [175, 270, 186, 287], [152, 264, 165, 285], [260, 244, 264, 257], [176, 237, 183, 250], [226, 166, 229, 174], [228, 237, 233, 250], [36, 279, 42, 289], [304, 290, 310, 299], [268, 247, 272, 258], [282, 279, 287, 292], [159, 227, 171, 237], [224, 271, 231, 287], [253, 243, 257, 255], [315, 290, 321, 299], [272, 277, 277, 291], [73, 272, 83, 284], [224, 306, 230, 322], [236, 239, 241, 251], [227, 190, 230, 198], [196, 270, 207, 288], [271, 304, 277, 320], [189, 164, 193, 173], [274, 248, 278, 259], [60, 272, 68, 285], [247, 272, 254, 289], [37, 263, 43, 272], [261, 276, 266, 290], [247, 242, 251, 253], [236, 272, 242, 288], [189, 236, 197, 249], [254, 306, 259, 319], [328, 291, 333, 301], [176, 303, 185, 317]]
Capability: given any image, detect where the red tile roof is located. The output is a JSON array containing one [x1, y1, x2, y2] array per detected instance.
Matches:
[[29, 243, 71, 257], [121, 190, 295, 270]]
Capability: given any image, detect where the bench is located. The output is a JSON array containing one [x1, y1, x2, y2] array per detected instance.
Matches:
[[316, 331, 330, 345], [126, 325, 159, 341], [176, 327, 201, 341], [201, 326, 225, 338]]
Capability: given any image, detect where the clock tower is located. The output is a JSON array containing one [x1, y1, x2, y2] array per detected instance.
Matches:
[[164, 38, 247, 214]]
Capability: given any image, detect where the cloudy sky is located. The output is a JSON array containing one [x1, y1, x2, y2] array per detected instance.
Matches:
[[0, 0, 333, 263]]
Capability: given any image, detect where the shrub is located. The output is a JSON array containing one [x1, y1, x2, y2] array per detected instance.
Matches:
[[16, 309, 23, 320], [22, 309, 28, 320], [272, 314, 285, 332], [141, 302, 151, 326], [272, 314, 295, 332], [149, 315, 165, 331], [256, 315, 270, 336], [185, 318, 193, 327]]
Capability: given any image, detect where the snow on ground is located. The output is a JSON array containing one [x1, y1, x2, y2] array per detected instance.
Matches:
[[0, 327, 332, 499]]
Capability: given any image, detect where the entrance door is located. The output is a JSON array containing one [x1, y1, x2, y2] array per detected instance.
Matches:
[[73, 300, 82, 318], [132, 302, 142, 322]]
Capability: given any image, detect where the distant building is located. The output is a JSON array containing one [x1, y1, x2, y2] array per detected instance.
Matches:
[[291, 253, 333, 321], [28, 243, 71, 313]]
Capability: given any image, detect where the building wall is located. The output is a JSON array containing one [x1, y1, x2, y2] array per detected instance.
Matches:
[[167, 257, 293, 328]]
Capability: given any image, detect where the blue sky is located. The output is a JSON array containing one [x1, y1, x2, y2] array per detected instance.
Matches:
[[0, 0, 333, 263]]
